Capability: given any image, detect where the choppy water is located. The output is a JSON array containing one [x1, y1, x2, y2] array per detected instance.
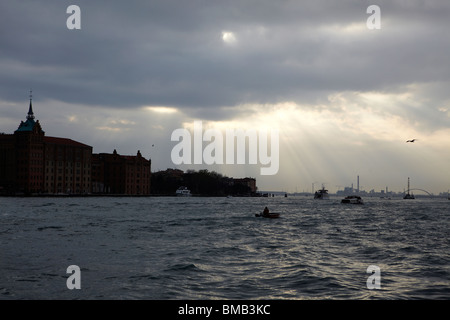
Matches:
[[1, 196, 449, 299]]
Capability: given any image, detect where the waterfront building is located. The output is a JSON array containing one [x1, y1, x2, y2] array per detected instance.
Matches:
[[92, 150, 151, 195], [0, 97, 92, 195], [0, 96, 150, 195]]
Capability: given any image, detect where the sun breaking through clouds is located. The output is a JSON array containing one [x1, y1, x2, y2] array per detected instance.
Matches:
[[222, 31, 237, 44]]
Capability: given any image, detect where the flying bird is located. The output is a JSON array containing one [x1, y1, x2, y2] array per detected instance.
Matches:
[[406, 139, 417, 143]]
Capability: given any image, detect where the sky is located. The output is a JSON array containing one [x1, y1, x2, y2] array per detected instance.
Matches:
[[1, 0, 449, 194]]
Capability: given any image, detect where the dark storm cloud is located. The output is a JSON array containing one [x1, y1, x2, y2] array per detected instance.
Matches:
[[1, 0, 450, 123]]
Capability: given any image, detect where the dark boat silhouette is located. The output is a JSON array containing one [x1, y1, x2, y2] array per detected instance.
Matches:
[[255, 212, 280, 218], [314, 185, 329, 199], [341, 195, 364, 204]]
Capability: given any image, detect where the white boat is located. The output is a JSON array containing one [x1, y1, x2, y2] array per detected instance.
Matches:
[[176, 186, 192, 197], [314, 186, 329, 199], [341, 195, 364, 204]]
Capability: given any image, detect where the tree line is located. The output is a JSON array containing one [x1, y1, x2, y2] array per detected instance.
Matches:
[[151, 169, 256, 196]]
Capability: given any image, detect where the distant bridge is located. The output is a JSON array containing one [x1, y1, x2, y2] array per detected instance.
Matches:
[[408, 188, 433, 196]]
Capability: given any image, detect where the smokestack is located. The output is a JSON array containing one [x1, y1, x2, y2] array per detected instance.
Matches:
[[357, 175, 360, 193]]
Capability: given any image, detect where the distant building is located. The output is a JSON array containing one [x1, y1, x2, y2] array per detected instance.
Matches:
[[43, 137, 92, 194], [92, 150, 151, 195], [0, 133, 17, 193], [0, 97, 92, 195], [0, 95, 151, 195], [232, 177, 257, 194]]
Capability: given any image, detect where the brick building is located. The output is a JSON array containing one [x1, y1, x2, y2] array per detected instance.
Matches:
[[0, 96, 151, 195], [43, 137, 92, 194], [0, 97, 92, 194], [92, 149, 151, 195]]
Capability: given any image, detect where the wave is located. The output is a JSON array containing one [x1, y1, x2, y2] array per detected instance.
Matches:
[[36, 226, 64, 231]]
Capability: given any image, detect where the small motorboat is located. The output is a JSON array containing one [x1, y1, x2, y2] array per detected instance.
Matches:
[[341, 195, 364, 204], [255, 212, 280, 218]]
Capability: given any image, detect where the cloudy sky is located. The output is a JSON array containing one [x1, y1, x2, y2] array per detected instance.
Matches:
[[1, 0, 449, 194]]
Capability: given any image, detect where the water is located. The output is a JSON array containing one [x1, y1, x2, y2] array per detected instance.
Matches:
[[1, 196, 449, 300]]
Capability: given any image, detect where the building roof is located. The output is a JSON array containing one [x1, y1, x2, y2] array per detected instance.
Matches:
[[15, 119, 36, 132], [14, 96, 42, 133], [44, 136, 92, 149], [93, 150, 149, 162]]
